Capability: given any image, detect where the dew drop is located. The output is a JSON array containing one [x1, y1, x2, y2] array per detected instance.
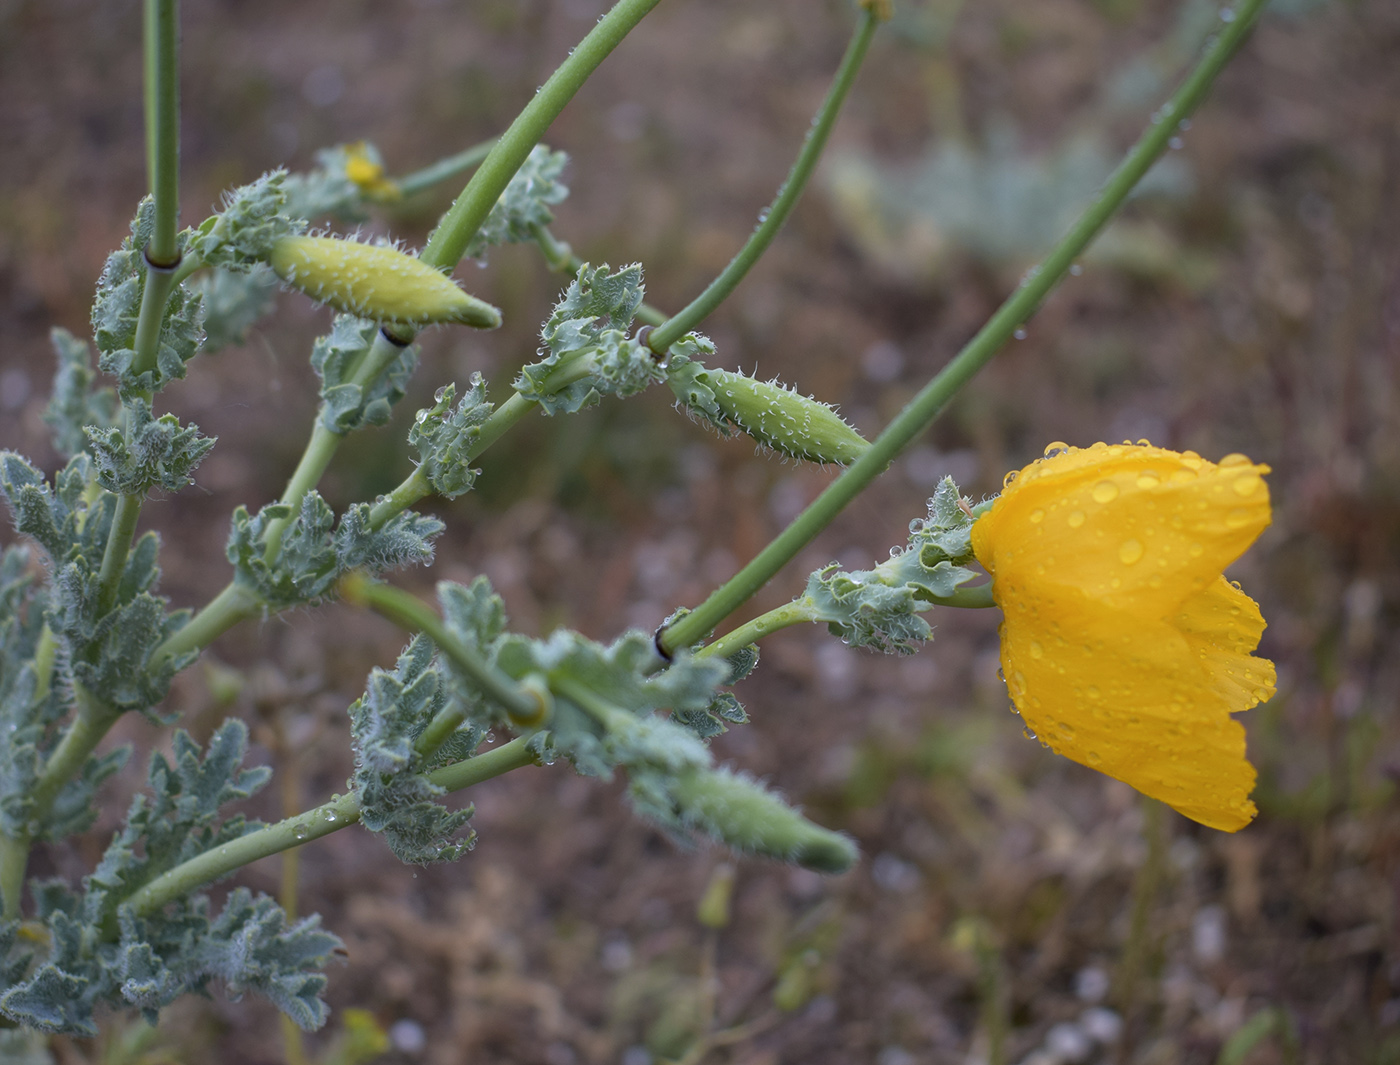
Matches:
[[1136, 472, 1160, 488], [1092, 480, 1120, 504], [1013, 328, 1028, 340], [1069, 263, 1083, 276], [1029, 508, 1045, 524], [1232, 473, 1262, 496], [324, 810, 338, 824], [294, 824, 310, 841], [1086, 685, 1101, 700], [1218, 452, 1251, 467], [1225, 508, 1253, 529], [1087, 749, 1103, 766], [1068, 510, 1086, 528], [1118, 539, 1144, 565], [1044, 441, 1070, 458], [1022, 726, 1038, 741], [1003, 470, 1019, 488], [1169, 136, 1185, 150], [1010, 670, 1027, 695], [1029, 640, 1045, 659], [1220, 6, 1236, 22]]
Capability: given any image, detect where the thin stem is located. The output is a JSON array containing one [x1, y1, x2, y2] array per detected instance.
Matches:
[[421, 0, 664, 271], [659, 0, 1269, 654], [645, 9, 878, 353], [125, 736, 537, 917], [30, 626, 57, 706], [696, 601, 817, 662], [341, 575, 548, 727], [396, 139, 498, 199], [152, 581, 259, 664], [94, 491, 143, 618], [144, 0, 180, 266]]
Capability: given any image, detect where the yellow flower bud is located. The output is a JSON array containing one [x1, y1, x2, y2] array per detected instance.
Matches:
[[270, 236, 501, 329]]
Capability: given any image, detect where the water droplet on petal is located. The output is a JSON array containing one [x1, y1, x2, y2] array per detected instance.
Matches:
[[1029, 508, 1045, 524], [1029, 640, 1044, 659], [1137, 472, 1160, 488], [1068, 510, 1086, 528], [1232, 473, 1262, 496], [1118, 539, 1144, 565], [1189, 542, 1204, 557], [1219, 453, 1251, 468], [1225, 508, 1253, 529], [1092, 481, 1119, 504], [1044, 441, 1070, 458], [1004, 470, 1019, 488]]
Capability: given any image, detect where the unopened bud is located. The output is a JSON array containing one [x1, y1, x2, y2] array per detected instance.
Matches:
[[270, 236, 501, 328], [695, 368, 870, 466]]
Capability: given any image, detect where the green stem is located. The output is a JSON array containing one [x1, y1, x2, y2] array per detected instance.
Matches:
[[125, 736, 537, 917], [464, 392, 537, 461], [367, 468, 432, 532], [0, 834, 28, 921], [421, 0, 664, 271], [342, 575, 548, 726], [152, 581, 259, 664], [659, 0, 1268, 654], [396, 139, 498, 199], [28, 687, 121, 830], [94, 491, 143, 618], [30, 626, 57, 706], [144, 0, 180, 266], [550, 675, 630, 731], [696, 601, 817, 662], [645, 9, 878, 353]]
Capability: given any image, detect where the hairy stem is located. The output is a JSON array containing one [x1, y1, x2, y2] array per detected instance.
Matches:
[[28, 687, 121, 832], [367, 468, 432, 532], [695, 601, 818, 663], [341, 574, 549, 727], [152, 581, 260, 664], [659, 0, 1268, 653], [124, 736, 537, 917], [421, 0, 664, 270], [646, 8, 878, 353]]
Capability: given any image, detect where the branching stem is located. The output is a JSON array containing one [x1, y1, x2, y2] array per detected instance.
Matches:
[[152, 581, 260, 664], [396, 139, 498, 199], [659, 0, 1269, 654], [124, 736, 537, 917]]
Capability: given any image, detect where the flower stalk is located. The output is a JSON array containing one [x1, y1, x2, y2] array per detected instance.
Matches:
[[659, 0, 1270, 654]]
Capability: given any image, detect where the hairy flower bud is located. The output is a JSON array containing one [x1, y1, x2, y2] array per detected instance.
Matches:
[[270, 236, 501, 328], [669, 355, 870, 466]]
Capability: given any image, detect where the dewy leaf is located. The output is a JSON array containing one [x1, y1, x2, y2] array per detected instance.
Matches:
[[802, 476, 977, 654], [85, 398, 215, 496], [310, 315, 419, 433], [1, 722, 339, 1034], [43, 328, 118, 460], [515, 262, 662, 415], [348, 636, 483, 864], [188, 170, 306, 270], [408, 377, 495, 500], [464, 145, 570, 260], [227, 493, 443, 611]]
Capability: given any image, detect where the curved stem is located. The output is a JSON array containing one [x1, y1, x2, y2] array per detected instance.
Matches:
[[125, 736, 537, 917], [152, 581, 260, 664], [396, 139, 498, 199], [421, 0, 664, 271], [367, 467, 431, 532], [695, 601, 817, 663], [645, 8, 878, 353], [659, 0, 1269, 654]]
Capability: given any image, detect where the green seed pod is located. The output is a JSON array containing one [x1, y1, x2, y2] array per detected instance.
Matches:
[[669, 766, 857, 874], [705, 368, 870, 466], [269, 235, 502, 328]]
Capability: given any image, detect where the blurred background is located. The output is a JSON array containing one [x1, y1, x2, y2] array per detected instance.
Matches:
[[1, 0, 1398, 1061]]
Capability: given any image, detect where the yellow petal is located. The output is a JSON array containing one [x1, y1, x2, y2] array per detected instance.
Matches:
[[973, 443, 1270, 616], [998, 586, 1258, 831]]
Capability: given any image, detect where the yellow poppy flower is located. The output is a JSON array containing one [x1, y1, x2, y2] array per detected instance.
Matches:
[[970, 442, 1275, 832]]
